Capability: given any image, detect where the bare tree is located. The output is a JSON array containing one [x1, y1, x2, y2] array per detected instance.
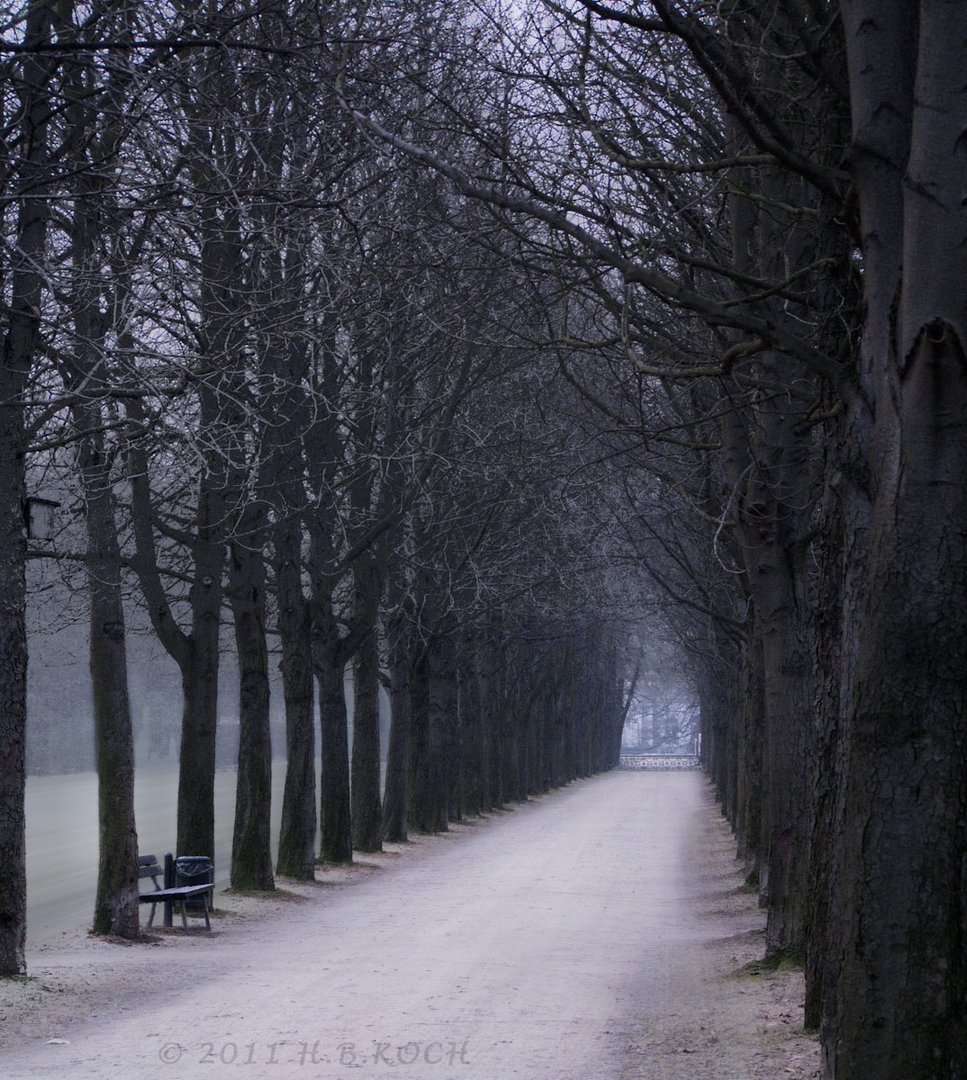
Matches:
[[56, 0, 143, 937], [0, 0, 57, 976]]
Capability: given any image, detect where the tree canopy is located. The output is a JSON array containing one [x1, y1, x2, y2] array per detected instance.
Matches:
[[1, 4, 964, 1077]]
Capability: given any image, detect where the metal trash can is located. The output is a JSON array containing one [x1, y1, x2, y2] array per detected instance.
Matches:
[[175, 855, 213, 912]]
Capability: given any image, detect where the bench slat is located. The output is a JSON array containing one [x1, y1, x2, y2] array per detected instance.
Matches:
[[138, 885, 213, 901]]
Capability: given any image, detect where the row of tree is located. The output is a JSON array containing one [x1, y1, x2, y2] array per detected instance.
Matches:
[[333, 2, 965, 1077], [0, 0, 643, 984], [4, 2, 963, 1076]]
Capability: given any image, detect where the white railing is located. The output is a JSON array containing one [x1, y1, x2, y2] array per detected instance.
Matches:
[[619, 752, 701, 771]]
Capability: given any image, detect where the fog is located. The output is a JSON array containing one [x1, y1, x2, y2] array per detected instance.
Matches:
[[25, 760, 295, 950], [25, 612, 267, 776]]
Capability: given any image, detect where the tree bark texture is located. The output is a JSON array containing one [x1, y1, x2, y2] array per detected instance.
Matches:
[[0, 0, 53, 974], [827, 5, 967, 1075], [350, 559, 383, 852], [70, 366, 139, 936], [426, 634, 456, 831], [176, 634, 220, 861], [63, 40, 141, 935], [315, 615, 352, 864], [228, 532, 275, 892], [87, 473, 140, 937], [176, 444, 226, 863], [724, 106, 825, 958], [125, 334, 228, 866], [407, 645, 436, 833], [383, 611, 412, 843], [264, 345, 315, 879], [275, 601, 316, 879], [0, 370, 29, 976], [457, 626, 484, 818]]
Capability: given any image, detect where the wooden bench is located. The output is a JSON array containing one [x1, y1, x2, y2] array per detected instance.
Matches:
[[138, 853, 214, 931]]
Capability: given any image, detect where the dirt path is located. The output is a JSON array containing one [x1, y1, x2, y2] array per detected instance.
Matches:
[[0, 772, 818, 1079]]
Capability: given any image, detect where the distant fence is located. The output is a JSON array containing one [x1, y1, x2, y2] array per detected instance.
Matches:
[[619, 752, 702, 771]]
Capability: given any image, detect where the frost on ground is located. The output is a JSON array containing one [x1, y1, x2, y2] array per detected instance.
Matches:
[[0, 772, 818, 1080], [617, 852, 820, 1080]]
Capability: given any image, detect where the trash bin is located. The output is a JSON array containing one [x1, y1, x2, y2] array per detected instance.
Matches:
[[175, 856, 213, 912]]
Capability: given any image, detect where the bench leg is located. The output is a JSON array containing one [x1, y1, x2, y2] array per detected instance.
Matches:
[[143, 893, 213, 932]]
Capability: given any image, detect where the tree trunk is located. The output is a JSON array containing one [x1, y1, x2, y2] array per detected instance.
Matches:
[[88, 492, 139, 937], [457, 626, 483, 818], [409, 633, 457, 834], [500, 676, 522, 802], [127, 422, 225, 865], [0, 0, 54, 974], [383, 613, 412, 843], [826, 7, 967, 1074], [0, 400, 28, 973], [266, 363, 315, 879], [735, 634, 764, 882], [70, 374, 139, 937], [175, 459, 226, 862], [427, 634, 456, 831], [228, 534, 274, 892], [478, 637, 502, 809], [125, 386, 227, 869], [750, 555, 813, 960], [176, 640, 220, 860], [560, 654, 578, 786], [407, 645, 435, 833], [276, 602, 316, 879], [803, 395, 870, 1031], [351, 630, 383, 851], [316, 615, 352, 864], [831, 324, 967, 1077], [350, 560, 382, 852], [63, 64, 140, 936]]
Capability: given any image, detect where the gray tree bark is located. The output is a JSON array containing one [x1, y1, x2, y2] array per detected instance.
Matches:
[[383, 606, 413, 843], [66, 304, 139, 940], [228, 524, 275, 892], [0, 0, 55, 975], [126, 392, 226, 862], [350, 557, 383, 853], [826, 4, 967, 1075], [61, 7, 140, 936], [316, 624, 353, 864]]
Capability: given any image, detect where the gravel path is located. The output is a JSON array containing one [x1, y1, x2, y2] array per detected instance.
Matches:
[[0, 771, 819, 1079]]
